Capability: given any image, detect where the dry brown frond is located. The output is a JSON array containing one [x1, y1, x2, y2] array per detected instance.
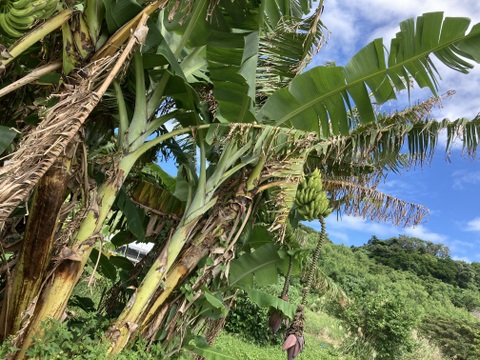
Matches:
[[0, 15, 150, 228], [323, 178, 429, 227]]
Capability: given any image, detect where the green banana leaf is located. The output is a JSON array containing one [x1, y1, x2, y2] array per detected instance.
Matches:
[[0, 125, 17, 156], [259, 12, 480, 136], [261, 0, 313, 30], [115, 188, 146, 242], [185, 335, 236, 360], [244, 287, 297, 318], [228, 243, 286, 287]]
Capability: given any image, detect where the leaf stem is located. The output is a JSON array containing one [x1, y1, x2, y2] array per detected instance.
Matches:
[[301, 215, 327, 306]]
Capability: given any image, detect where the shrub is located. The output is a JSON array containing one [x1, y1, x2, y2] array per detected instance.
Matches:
[[224, 291, 281, 346], [419, 316, 480, 359], [0, 314, 166, 359], [336, 289, 421, 359]]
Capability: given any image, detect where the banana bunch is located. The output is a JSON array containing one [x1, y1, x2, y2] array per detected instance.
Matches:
[[0, 0, 58, 39], [294, 169, 331, 221]]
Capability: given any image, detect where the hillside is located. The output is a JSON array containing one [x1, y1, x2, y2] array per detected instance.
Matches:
[[224, 229, 480, 359]]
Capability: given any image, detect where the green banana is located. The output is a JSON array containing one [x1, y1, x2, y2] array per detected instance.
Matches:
[[7, 13, 36, 30], [12, 0, 32, 10], [0, 12, 23, 38], [294, 169, 331, 220], [0, 0, 59, 39], [37, 0, 58, 19], [9, 5, 37, 18], [30, 0, 49, 13], [5, 11, 33, 31], [307, 187, 315, 202]]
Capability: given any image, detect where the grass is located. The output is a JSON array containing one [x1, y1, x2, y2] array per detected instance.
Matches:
[[213, 309, 354, 360], [212, 308, 446, 360]]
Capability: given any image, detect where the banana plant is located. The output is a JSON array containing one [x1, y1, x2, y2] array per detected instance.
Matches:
[[1, 1, 480, 359]]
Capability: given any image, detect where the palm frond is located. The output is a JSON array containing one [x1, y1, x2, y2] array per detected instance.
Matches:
[[311, 98, 480, 174], [0, 55, 120, 226]]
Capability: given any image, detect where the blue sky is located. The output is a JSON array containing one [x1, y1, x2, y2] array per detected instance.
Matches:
[[304, 0, 480, 262]]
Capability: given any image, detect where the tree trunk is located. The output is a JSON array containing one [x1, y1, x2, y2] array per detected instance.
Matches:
[[106, 193, 248, 354], [0, 141, 75, 339], [11, 154, 137, 359]]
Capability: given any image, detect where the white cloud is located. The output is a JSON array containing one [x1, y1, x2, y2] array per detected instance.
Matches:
[[433, 64, 480, 120], [448, 239, 477, 252], [322, 215, 449, 245], [326, 215, 398, 237], [446, 239, 480, 263], [466, 217, 480, 232], [452, 169, 480, 189], [404, 224, 447, 243], [311, 0, 480, 119], [327, 230, 350, 243], [377, 177, 432, 201]]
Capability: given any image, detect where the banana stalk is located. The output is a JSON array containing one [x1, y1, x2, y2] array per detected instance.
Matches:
[[115, 223, 219, 347], [105, 133, 257, 353], [62, 11, 96, 75], [83, 0, 105, 43], [105, 136, 210, 354], [301, 215, 327, 306], [12, 152, 138, 359], [0, 142, 74, 340]]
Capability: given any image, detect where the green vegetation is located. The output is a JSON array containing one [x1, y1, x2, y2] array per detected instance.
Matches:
[[2, 231, 480, 359], [1, 0, 480, 359], [217, 313, 350, 360], [324, 236, 480, 359], [221, 233, 480, 359]]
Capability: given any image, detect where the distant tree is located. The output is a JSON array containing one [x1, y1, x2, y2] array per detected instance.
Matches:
[[362, 236, 461, 284], [419, 316, 480, 360], [456, 261, 478, 289]]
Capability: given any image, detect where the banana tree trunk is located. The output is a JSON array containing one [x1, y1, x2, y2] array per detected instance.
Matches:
[[107, 150, 264, 354], [12, 154, 138, 359], [0, 142, 75, 339], [105, 224, 220, 347], [145, 200, 251, 353], [139, 221, 226, 338], [105, 218, 201, 354]]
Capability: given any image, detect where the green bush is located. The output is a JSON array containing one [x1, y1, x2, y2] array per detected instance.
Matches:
[[224, 291, 280, 346], [336, 289, 421, 360]]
